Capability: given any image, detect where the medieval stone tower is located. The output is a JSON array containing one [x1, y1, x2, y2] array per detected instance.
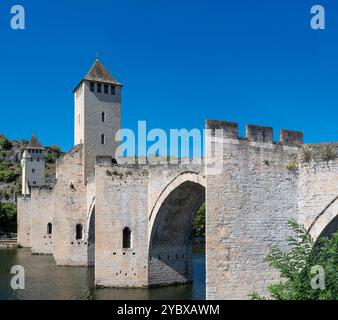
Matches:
[[73, 58, 122, 180], [21, 135, 46, 195]]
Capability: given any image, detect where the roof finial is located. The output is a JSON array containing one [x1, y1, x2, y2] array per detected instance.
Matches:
[[96, 50, 100, 61]]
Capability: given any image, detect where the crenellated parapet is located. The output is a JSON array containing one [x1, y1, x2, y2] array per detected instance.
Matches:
[[206, 120, 303, 146]]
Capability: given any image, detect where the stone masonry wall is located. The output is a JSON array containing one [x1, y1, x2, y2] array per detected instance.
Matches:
[[29, 187, 54, 254], [53, 144, 90, 266], [17, 196, 32, 247], [206, 121, 300, 299], [95, 157, 149, 287]]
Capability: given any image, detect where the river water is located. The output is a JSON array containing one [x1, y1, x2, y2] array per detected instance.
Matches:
[[0, 248, 205, 300]]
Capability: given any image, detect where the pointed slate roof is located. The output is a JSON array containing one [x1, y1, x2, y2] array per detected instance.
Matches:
[[27, 135, 45, 150], [73, 59, 123, 92]]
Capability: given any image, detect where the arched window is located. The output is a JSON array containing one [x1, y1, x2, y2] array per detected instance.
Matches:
[[101, 134, 105, 145], [47, 223, 52, 235], [123, 227, 131, 248], [76, 224, 83, 240], [101, 112, 105, 122]]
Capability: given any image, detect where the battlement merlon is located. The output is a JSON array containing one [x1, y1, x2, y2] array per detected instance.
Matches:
[[205, 120, 238, 139], [280, 129, 303, 146], [205, 120, 303, 146], [246, 124, 273, 143]]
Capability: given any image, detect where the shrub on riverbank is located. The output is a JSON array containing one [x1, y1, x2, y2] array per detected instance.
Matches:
[[250, 220, 338, 300], [0, 203, 17, 233]]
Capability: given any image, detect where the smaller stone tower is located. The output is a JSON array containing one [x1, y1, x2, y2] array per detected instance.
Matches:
[[21, 135, 46, 195]]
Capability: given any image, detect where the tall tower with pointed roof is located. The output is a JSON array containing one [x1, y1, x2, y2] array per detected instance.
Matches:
[[21, 135, 46, 195], [73, 59, 122, 180]]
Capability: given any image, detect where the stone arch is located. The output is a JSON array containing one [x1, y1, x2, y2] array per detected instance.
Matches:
[[148, 172, 206, 287], [148, 172, 206, 238], [307, 195, 338, 242], [87, 200, 95, 266], [318, 215, 338, 239], [85, 197, 96, 239]]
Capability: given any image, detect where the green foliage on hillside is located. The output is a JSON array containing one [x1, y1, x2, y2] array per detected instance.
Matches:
[[250, 220, 338, 300], [0, 203, 16, 233], [0, 134, 12, 151], [0, 170, 17, 183], [45, 153, 55, 164], [0, 161, 12, 171], [45, 145, 63, 164], [193, 203, 205, 237], [0, 158, 19, 183]]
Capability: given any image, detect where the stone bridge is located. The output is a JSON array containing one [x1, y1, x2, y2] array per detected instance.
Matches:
[[18, 121, 338, 299]]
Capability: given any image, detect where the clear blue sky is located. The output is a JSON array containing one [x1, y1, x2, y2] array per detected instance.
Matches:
[[0, 0, 337, 151]]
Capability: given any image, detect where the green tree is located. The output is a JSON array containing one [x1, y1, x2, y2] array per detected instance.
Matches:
[[49, 145, 61, 154], [0, 203, 17, 233], [0, 134, 12, 151], [45, 153, 56, 164], [0, 170, 17, 183], [0, 161, 13, 171], [193, 203, 205, 237], [250, 220, 338, 300]]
